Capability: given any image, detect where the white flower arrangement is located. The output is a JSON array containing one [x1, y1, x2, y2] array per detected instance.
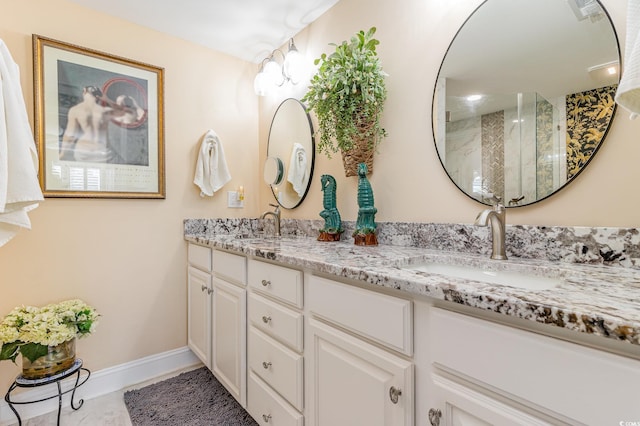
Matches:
[[0, 299, 99, 363]]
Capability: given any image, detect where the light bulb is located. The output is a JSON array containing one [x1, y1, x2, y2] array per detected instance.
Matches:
[[264, 59, 284, 88], [284, 40, 304, 84], [254, 71, 268, 96]]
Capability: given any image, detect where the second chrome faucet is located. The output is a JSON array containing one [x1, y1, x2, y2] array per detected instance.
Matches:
[[474, 195, 507, 260]]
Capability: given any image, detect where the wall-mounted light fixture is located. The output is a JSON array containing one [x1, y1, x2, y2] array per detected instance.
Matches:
[[254, 39, 304, 96]]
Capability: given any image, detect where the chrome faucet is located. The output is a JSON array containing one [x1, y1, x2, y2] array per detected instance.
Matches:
[[474, 194, 507, 260], [260, 203, 281, 237]]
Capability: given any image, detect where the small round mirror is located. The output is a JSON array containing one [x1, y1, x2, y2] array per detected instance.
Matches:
[[267, 98, 315, 209]]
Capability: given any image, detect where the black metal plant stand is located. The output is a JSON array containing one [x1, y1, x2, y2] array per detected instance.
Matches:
[[4, 359, 90, 426]]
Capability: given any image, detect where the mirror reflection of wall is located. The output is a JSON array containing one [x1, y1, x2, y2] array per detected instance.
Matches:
[[266, 98, 315, 209], [432, 0, 619, 207]]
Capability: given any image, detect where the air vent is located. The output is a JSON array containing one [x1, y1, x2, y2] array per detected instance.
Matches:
[[567, 0, 604, 21]]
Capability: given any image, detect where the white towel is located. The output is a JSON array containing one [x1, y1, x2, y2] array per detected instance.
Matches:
[[193, 129, 231, 197], [286, 142, 308, 197], [0, 39, 44, 247], [615, 0, 640, 118]]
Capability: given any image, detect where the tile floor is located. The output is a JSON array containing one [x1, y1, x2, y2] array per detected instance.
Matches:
[[6, 367, 198, 426]]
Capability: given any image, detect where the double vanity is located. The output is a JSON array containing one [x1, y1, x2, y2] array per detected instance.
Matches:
[[186, 1, 636, 424], [184, 218, 640, 426]]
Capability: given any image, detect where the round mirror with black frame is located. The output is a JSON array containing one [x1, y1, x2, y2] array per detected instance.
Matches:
[[266, 98, 315, 209], [432, 0, 620, 207]]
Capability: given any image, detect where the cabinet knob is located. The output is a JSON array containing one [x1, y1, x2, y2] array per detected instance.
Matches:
[[201, 285, 208, 292], [428, 408, 442, 426], [389, 386, 402, 404], [262, 414, 272, 422], [261, 279, 271, 287], [207, 288, 213, 295], [262, 361, 272, 369], [262, 315, 272, 324]]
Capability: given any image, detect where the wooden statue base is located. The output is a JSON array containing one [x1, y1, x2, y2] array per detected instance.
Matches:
[[318, 231, 342, 242], [353, 233, 378, 246]]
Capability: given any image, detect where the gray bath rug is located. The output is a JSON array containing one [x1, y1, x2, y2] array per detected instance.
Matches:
[[124, 367, 258, 426]]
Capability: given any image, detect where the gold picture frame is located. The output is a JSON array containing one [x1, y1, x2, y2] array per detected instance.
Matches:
[[33, 35, 165, 198]]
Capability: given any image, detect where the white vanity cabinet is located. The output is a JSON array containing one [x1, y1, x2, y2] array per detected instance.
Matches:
[[187, 243, 213, 368], [423, 307, 640, 425], [187, 243, 248, 407], [306, 275, 414, 426], [211, 249, 247, 407], [186, 239, 640, 426], [246, 259, 305, 426]]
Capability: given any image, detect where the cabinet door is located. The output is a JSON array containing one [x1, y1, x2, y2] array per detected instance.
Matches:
[[308, 318, 413, 426], [428, 374, 551, 426], [212, 277, 247, 407], [187, 266, 211, 368]]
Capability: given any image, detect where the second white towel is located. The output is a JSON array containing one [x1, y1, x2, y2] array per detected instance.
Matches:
[[287, 142, 308, 197], [193, 129, 231, 197]]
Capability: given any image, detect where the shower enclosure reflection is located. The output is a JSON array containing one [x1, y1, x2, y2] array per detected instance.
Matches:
[[440, 91, 567, 205]]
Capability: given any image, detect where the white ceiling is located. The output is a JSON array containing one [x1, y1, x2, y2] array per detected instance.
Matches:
[[440, 0, 620, 121], [66, 0, 339, 63]]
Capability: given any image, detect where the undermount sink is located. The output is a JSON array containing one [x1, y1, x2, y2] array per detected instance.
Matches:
[[404, 262, 561, 290]]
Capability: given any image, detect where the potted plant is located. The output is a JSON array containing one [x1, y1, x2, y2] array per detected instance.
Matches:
[[302, 27, 388, 177], [0, 299, 99, 379]]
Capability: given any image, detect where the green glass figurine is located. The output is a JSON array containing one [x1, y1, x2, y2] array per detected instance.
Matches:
[[318, 174, 343, 241], [354, 163, 378, 245]]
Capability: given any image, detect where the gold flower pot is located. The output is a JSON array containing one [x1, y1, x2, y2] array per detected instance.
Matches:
[[22, 338, 76, 379]]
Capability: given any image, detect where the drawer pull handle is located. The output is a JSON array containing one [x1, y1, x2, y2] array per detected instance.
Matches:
[[389, 386, 402, 404], [262, 315, 272, 324], [428, 408, 442, 426], [262, 361, 272, 369], [262, 414, 272, 422], [261, 279, 271, 287], [200, 285, 207, 292]]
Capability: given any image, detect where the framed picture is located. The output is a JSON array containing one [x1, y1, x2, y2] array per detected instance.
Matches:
[[32, 35, 165, 198]]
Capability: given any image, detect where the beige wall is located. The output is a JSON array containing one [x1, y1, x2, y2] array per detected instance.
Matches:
[[0, 0, 260, 389], [0, 0, 638, 394], [259, 0, 640, 228]]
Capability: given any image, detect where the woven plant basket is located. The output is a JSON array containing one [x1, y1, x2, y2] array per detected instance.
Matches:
[[341, 117, 375, 177]]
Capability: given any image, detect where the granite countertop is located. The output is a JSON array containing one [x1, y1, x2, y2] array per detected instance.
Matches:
[[184, 231, 640, 349]]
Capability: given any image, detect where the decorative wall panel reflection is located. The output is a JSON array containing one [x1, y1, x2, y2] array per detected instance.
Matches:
[[481, 111, 504, 202], [566, 85, 617, 179]]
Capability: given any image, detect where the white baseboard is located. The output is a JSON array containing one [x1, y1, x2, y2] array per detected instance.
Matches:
[[0, 346, 201, 425]]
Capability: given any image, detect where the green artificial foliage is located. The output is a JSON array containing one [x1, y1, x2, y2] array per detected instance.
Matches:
[[302, 27, 387, 159]]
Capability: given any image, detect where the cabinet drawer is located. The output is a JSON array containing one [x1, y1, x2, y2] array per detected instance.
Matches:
[[188, 243, 212, 272], [431, 308, 640, 425], [248, 259, 303, 308], [247, 371, 304, 426], [213, 249, 247, 285], [308, 275, 413, 356], [249, 293, 303, 352], [248, 326, 304, 411]]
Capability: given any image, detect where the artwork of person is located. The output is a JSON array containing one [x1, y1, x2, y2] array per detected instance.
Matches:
[[59, 85, 118, 163]]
